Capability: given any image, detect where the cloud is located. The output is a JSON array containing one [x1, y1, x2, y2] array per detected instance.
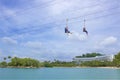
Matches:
[[22, 41, 42, 49], [48, 0, 73, 15], [67, 31, 88, 41], [93, 36, 119, 54], [0, 0, 120, 61], [0, 0, 34, 9], [1, 37, 18, 44], [100, 36, 117, 46], [0, 6, 16, 17]]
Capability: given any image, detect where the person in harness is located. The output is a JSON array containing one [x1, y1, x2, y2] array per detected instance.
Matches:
[[83, 19, 88, 35], [65, 26, 72, 34], [65, 19, 72, 35], [83, 27, 88, 35]]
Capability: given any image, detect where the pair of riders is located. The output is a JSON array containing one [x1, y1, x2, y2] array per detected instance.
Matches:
[[65, 19, 88, 35], [65, 26, 88, 35]]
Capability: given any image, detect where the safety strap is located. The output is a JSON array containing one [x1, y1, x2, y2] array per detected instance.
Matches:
[[84, 19, 86, 27], [66, 19, 68, 27]]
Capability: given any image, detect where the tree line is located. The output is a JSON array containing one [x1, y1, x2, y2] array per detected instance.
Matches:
[[77, 52, 120, 67], [0, 57, 40, 68], [0, 57, 76, 68], [0, 52, 120, 68], [75, 52, 103, 58]]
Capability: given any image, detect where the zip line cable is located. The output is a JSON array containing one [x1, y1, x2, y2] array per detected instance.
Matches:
[[11, 6, 120, 33], [5, 9, 120, 37], [0, 0, 115, 21], [9, 7, 120, 35], [69, 6, 120, 20], [0, 0, 118, 32], [3, 3, 119, 34], [0, 0, 119, 36], [0, 0, 64, 19], [66, 10, 120, 26], [0, 0, 104, 29], [0, 0, 56, 15], [0, 0, 102, 29], [65, 0, 117, 16]]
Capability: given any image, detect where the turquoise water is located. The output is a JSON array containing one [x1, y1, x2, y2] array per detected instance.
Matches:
[[0, 67, 120, 80]]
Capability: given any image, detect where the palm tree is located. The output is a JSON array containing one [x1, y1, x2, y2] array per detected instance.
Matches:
[[8, 56, 11, 59], [4, 57, 7, 61]]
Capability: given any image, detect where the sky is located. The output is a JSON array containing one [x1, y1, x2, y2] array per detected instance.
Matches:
[[0, 0, 120, 61]]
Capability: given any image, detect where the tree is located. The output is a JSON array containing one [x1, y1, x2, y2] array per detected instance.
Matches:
[[43, 61, 53, 67], [113, 52, 120, 67], [4, 57, 7, 61], [0, 61, 7, 67], [8, 57, 40, 68], [8, 56, 12, 59], [75, 52, 103, 58]]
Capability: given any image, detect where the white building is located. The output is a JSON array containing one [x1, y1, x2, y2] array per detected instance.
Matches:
[[73, 55, 114, 64]]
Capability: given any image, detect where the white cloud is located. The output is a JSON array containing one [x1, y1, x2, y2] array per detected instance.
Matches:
[[1, 7, 16, 17], [48, 0, 73, 15], [0, 0, 120, 61], [22, 41, 42, 49], [93, 36, 119, 55], [1, 37, 18, 44], [100, 36, 117, 46], [68, 31, 88, 41]]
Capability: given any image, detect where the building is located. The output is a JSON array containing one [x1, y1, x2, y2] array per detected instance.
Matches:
[[73, 55, 114, 64]]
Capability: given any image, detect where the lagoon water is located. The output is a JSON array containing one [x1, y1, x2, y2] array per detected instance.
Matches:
[[0, 67, 120, 80]]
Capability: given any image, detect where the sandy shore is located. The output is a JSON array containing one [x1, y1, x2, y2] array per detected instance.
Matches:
[[74, 66, 120, 69], [96, 67, 120, 69]]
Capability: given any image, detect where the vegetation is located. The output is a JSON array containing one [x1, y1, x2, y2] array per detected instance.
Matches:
[[3, 57, 7, 61], [8, 56, 12, 59], [0, 61, 7, 68], [0, 57, 76, 68], [113, 52, 120, 67], [75, 52, 103, 58], [80, 61, 114, 67], [79, 52, 120, 67], [1, 52, 120, 68], [8, 57, 40, 68], [0, 57, 41, 68], [50, 60, 76, 67]]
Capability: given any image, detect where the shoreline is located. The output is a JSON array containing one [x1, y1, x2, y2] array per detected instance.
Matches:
[[53, 66, 120, 69], [96, 67, 120, 69], [74, 66, 120, 69], [0, 66, 120, 69]]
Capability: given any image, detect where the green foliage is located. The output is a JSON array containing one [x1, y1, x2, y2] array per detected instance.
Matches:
[[80, 60, 114, 67], [8, 57, 40, 68], [113, 52, 120, 67], [43, 61, 53, 67], [8, 56, 11, 59], [50, 60, 76, 67], [3, 57, 7, 60], [76, 52, 103, 58], [42, 60, 76, 67], [0, 61, 7, 67], [2, 51, 120, 68]]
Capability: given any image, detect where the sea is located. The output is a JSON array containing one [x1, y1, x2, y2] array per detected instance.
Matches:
[[0, 67, 120, 80]]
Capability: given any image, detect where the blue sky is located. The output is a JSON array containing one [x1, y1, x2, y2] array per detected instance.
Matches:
[[0, 0, 120, 61]]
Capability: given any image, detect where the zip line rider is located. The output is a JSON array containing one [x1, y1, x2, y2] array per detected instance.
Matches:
[[65, 19, 72, 35], [83, 19, 88, 35]]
